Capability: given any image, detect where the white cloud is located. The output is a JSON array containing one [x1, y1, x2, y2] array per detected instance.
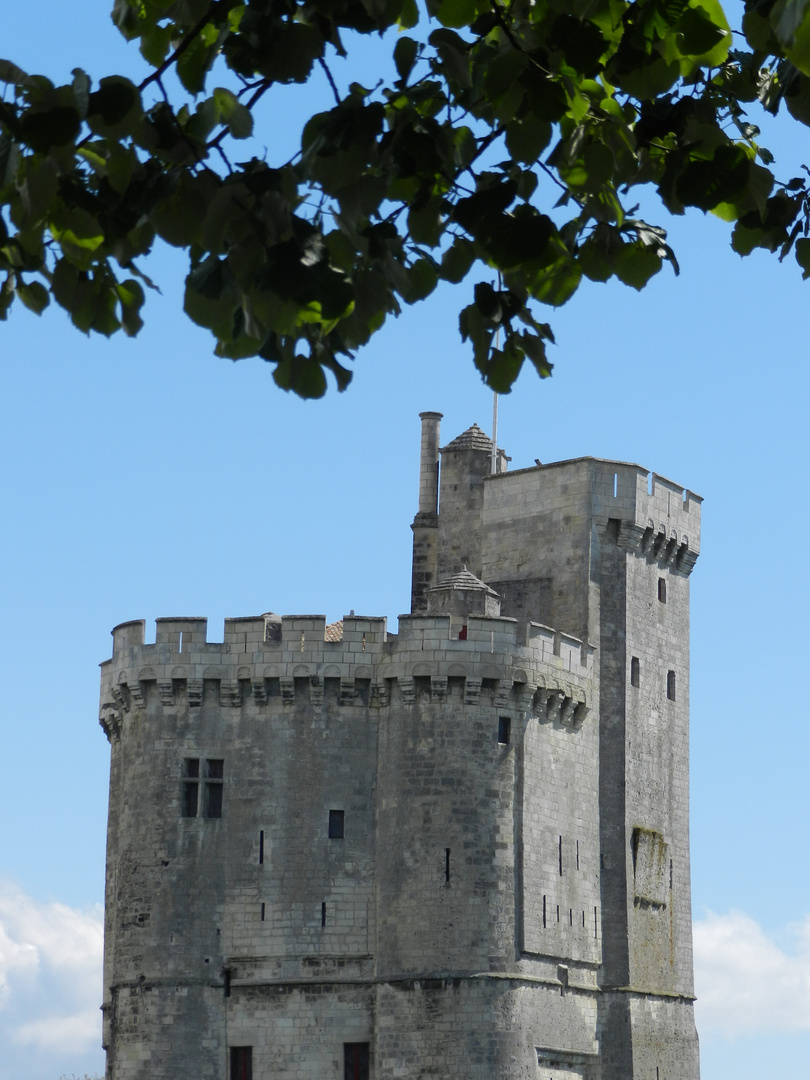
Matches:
[[0, 881, 103, 1060], [694, 909, 810, 1037]]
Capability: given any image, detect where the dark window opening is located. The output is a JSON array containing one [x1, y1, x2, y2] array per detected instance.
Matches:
[[445, 847, 451, 883], [231, 1046, 252, 1080], [658, 577, 667, 603], [182, 781, 198, 818], [182, 758, 199, 817], [576, 840, 580, 871], [543, 895, 547, 928], [667, 670, 676, 701], [182, 758, 224, 818], [631, 656, 640, 688], [204, 760, 224, 818], [498, 716, 510, 744], [458, 624, 468, 640], [322, 902, 327, 927], [329, 810, 345, 839], [558, 835, 563, 876], [259, 830, 264, 864], [344, 1042, 370, 1080], [260, 902, 265, 922]]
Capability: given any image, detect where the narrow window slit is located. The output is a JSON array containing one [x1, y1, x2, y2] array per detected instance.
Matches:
[[631, 656, 640, 688], [667, 670, 676, 701], [559, 835, 563, 876], [321, 902, 327, 927], [658, 577, 667, 603], [259, 830, 264, 865], [260, 903, 265, 922], [445, 848, 451, 883], [576, 840, 580, 871], [543, 895, 546, 928], [498, 716, 510, 744]]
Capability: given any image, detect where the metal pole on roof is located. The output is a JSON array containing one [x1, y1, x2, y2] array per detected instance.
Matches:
[[491, 314, 500, 474], [491, 391, 498, 475]]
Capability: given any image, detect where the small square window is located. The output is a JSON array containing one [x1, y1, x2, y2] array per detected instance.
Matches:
[[231, 1046, 252, 1080], [658, 577, 667, 603], [497, 716, 510, 744], [328, 810, 345, 839], [344, 1042, 369, 1080]]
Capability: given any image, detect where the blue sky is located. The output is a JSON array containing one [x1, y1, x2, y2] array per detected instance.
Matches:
[[2, 4, 810, 1078]]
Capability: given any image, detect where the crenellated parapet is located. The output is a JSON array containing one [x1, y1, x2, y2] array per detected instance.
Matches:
[[99, 611, 595, 738]]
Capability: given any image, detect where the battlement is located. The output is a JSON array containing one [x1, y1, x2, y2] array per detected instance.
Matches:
[[100, 611, 594, 738], [484, 457, 701, 574]]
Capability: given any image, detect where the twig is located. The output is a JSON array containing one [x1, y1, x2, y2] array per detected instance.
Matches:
[[319, 58, 342, 106]]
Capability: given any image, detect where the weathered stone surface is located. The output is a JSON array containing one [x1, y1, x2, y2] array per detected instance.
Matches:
[[99, 416, 701, 1079]]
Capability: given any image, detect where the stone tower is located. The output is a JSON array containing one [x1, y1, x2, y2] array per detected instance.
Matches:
[[99, 413, 701, 1080]]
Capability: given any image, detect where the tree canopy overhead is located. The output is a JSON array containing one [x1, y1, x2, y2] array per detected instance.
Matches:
[[2, 0, 810, 396]]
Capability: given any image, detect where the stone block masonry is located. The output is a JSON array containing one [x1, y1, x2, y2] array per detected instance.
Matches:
[[99, 412, 701, 1080]]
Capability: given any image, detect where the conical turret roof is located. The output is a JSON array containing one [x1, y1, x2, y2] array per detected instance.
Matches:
[[432, 567, 499, 596], [441, 423, 492, 453]]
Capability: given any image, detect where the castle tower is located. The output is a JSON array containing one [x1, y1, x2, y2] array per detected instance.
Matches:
[[100, 416, 701, 1080]]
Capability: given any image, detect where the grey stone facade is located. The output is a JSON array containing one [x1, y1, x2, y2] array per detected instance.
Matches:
[[99, 412, 701, 1079]]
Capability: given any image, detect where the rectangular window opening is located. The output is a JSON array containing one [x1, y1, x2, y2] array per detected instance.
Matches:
[[328, 809, 345, 839], [556, 904, 560, 922], [445, 847, 451, 883], [344, 1042, 370, 1080], [576, 840, 580, 871], [181, 758, 200, 817], [203, 759, 224, 819], [631, 656, 640, 688], [259, 830, 264, 865], [658, 577, 667, 603], [667, 670, 676, 701], [497, 716, 510, 744], [613, 472, 618, 498], [230, 1046, 253, 1080], [260, 902, 265, 922], [558, 835, 563, 876], [321, 902, 327, 927], [542, 895, 546, 928], [594, 906, 598, 939]]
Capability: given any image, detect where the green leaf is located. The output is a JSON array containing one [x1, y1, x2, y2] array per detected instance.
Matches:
[[505, 117, 552, 165], [436, 0, 477, 30], [440, 237, 476, 283], [795, 236, 810, 277], [0, 59, 29, 86], [21, 105, 81, 152], [394, 36, 419, 83], [16, 279, 49, 314], [403, 258, 438, 302], [213, 87, 253, 139], [87, 76, 143, 139], [614, 241, 662, 289]]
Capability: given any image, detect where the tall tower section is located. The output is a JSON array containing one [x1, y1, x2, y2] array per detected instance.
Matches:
[[417, 421, 702, 1079]]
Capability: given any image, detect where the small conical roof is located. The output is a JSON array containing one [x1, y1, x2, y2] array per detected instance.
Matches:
[[432, 566, 498, 596], [441, 423, 492, 453]]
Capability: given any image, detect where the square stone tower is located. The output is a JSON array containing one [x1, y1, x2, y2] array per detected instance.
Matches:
[[412, 412, 702, 1077], [99, 412, 700, 1080]]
